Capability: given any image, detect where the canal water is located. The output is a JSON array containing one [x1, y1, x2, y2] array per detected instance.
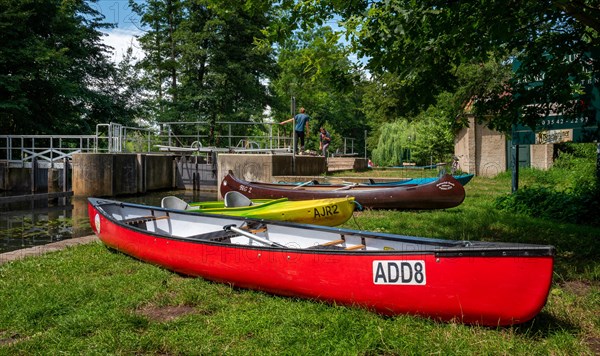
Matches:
[[0, 190, 218, 254]]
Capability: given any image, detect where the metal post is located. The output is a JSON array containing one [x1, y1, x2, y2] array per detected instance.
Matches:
[[596, 143, 600, 186], [63, 157, 68, 192], [168, 124, 172, 147], [50, 137, 54, 169], [291, 97, 296, 174], [291, 97, 296, 155], [364, 130, 367, 159], [31, 157, 37, 193], [511, 144, 519, 193]]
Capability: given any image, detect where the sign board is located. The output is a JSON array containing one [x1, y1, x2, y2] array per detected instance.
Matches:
[[511, 52, 600, 144], [512, 108, 599, 144]]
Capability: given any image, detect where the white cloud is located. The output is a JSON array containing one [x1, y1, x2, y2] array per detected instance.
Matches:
[[102, 28, 144, 63]]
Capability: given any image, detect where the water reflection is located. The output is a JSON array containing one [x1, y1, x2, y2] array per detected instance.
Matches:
[[0, 190, 217, 254]]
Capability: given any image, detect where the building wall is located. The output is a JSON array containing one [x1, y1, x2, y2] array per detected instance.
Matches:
[[454, 116, 554, 177], [476, 122, 507, 177], [530, 144, 554, 170]]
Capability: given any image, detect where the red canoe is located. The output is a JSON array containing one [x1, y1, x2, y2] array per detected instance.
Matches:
[[220, 171, 466, 210], [88, 197, 554, 326]]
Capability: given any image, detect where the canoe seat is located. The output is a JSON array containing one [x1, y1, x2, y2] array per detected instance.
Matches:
[[307, 239, 345, 250], [161, 196, 191, 210], [320, 239, 345, 247], [224, 191, 253, 207], [345, 244, 366, 251]]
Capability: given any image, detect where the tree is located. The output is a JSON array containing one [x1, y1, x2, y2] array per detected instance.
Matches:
[[410, 94, 456, 165], [0, 0, 128, 134], [370, 95, 455, 167], [132, 0, 278, 142], [296, 0, 599, 132], [371, 120, 415, 167], [130, 0, 183, 122], [271, 26, 367, 152]]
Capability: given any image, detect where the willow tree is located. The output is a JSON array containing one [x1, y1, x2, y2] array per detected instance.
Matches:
[[371, 120, 415, 167]]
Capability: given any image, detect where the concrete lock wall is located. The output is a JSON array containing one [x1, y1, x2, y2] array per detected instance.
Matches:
[[0, 167, 49, 192], [72, 153, 174, 197], [217, 154, 326, 198], [0, 162, 6, 190], [145, 154, 174, 191], [113, 154, 139, 195]]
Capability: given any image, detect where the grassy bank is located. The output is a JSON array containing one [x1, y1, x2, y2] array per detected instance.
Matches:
[[1, 170, 599, 354]]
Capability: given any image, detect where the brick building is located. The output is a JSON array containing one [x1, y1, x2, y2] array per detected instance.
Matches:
[[454, 116, 554, 177]]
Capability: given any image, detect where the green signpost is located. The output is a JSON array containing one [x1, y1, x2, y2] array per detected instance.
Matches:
[[510, 53, 599, 191]]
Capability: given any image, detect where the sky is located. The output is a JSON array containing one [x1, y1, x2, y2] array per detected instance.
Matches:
[[95, 0, 144, 62]]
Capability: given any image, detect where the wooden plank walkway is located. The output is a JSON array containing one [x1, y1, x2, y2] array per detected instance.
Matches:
[[0, 235, 98, 266]]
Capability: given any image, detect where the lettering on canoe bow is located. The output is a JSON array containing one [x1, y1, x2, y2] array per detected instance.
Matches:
[[94, 213, 101, 234], [373, 260, 426, 285], [313, 204, 339, 218], [436, 181, 455, 191], [238, 184, 253, 193]]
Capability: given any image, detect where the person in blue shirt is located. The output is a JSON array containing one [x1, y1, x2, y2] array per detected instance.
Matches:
[[280, 107, 310, 153]]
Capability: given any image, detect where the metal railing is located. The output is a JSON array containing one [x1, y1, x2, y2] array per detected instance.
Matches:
[[0, 135, 97, 168], [2, 121, 359, 166], [155, 121, 293, 152]]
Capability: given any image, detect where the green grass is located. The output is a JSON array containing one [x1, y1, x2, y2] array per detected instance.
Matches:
[[1, 169, 599, 355]]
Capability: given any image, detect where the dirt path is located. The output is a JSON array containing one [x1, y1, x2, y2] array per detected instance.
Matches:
[[0, 235, 99, 266]]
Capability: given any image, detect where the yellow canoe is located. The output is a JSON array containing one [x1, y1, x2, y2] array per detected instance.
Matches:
[[161, 193, 356, 227]]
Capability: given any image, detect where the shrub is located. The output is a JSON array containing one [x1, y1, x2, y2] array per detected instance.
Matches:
[[494, 143, 600, 227], [494, 185, 600, 227]]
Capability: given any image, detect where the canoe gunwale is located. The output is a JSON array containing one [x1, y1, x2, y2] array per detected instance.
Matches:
[[89, 198, 554, 258]]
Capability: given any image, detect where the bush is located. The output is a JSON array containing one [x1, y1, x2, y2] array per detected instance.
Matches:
[[494, 185, 600, 227], [494, 143, 600, 226]]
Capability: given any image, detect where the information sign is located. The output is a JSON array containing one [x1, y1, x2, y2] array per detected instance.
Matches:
[[511, 52, 599, 144]]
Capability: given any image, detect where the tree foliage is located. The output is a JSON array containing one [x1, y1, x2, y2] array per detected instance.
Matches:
[[270, 26, 367, 152], [0, 0, 133, 134], [371, 120, 415, 167], [131, 0, 278, 131], [371, 93, 455, 167], [295, 0, 600, 132]]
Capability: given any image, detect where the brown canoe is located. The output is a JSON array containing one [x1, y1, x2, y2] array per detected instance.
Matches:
[[220, 171, 466, 210]]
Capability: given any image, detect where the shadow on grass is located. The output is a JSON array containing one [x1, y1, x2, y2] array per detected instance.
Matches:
[[511, 311, 579, 339]]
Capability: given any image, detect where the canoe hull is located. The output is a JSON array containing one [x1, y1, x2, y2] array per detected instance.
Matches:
[[189, 197, 356, 227], [220, 172, 466, 210], [88, 198, 554, 326]]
